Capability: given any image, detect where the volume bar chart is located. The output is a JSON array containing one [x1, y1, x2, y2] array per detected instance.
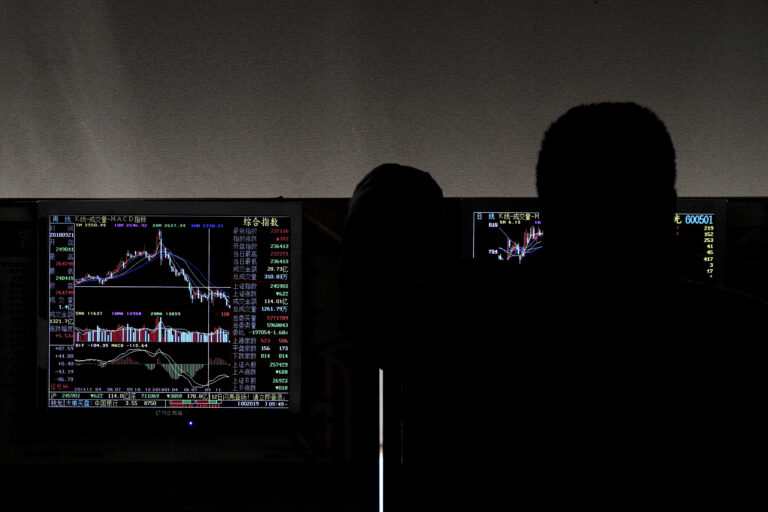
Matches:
[[75, 317, 230, 344]]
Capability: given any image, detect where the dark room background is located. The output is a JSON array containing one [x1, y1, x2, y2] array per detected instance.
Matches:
[[2, 2, 768, 510]]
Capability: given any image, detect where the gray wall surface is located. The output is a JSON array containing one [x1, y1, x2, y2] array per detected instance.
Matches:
[[2, 0, 767, 198]]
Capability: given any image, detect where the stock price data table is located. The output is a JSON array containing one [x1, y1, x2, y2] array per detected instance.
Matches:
[[673, 212, 717, 283]]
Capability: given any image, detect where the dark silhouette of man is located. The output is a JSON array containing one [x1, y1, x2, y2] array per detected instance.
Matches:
[[340, 163, 449, 510], [341, 163, 445, 370], [534, 102, 766, 507], [342, 164, 531, 510]]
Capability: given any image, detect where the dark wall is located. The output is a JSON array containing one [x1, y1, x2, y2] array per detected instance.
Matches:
[[2, 1, 768, 199]]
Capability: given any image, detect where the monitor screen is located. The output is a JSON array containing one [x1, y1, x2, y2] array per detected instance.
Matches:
[[38, 200, 301, 415], [462, 198, 543, 265], [471, 210, 543, 264], [462, 198, 726, 285]]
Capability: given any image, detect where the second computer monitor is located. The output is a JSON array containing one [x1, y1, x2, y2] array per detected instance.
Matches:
[[462, 197, 726, 285]]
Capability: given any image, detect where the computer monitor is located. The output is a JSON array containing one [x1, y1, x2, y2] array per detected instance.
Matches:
[[37, 199, 302, 422], [461, 197, 726, 285]]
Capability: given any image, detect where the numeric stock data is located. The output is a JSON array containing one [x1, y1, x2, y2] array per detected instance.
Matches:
[[673, 212, 718, 283]]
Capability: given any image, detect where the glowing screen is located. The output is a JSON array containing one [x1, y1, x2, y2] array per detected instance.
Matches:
[[44, 204, 299, 410], [471, 210, 543, 264], [473, 212, 544, 264], [468, 199, 724, 284], [673, 211, 718, 284]]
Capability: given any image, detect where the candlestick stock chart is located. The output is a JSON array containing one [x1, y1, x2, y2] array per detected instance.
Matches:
[[472, 211, 544, 264]]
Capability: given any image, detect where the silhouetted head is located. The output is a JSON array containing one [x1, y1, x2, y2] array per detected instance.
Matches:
[[340, 164, 444, 366], [342, 162, 444, 281], [346, 163, 443, 226], [536, 102, 677, 275]]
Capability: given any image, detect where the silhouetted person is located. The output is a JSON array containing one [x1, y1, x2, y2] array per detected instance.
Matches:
[[341, 163, 449, 510], [534, 102, 766, 506], [342, 164, 526, 510], [341, 163, 445, 369]]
